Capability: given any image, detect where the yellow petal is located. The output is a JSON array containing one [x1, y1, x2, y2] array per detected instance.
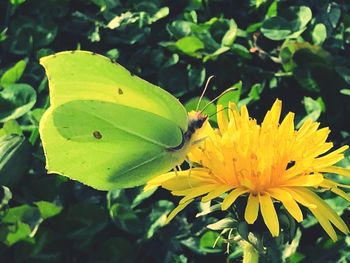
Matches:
[[261, 99, 282, 130], [331, 187, 350, 202], [259, 193, 279, 237], [281, 173, 324, 187], [284, 188, 317, 209], [293, 188, 349, 234], [177, 185, 218, 204], [312, 146, 349, 169], [309, 208, 337, 241], [165, 198, 193, 224], [161, 169, 213, 191], [268, 188, 303, 222], [321, 166, 350, 178], [145, 171, 177, 190], [222, 188, 248, 210], [244, 194, 259, 224], [201, 185, 233, 203], [217, 104, 228, 133]]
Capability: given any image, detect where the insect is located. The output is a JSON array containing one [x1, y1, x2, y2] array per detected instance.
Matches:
[[39, 50, 207, 190]]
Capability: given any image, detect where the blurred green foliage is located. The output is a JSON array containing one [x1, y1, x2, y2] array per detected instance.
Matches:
[[1, 0, 350, 262]]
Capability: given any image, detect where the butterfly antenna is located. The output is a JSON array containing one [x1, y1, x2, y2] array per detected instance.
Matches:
[[200, 87, 237, 114], [207, 106, 230, 118], [196, 75, 215, 111]]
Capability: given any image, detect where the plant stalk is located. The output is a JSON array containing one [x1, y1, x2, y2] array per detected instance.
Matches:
[[241, 241, 259, 263]]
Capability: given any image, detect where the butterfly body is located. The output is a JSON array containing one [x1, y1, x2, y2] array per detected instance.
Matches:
[[39, 51, 206, 190]]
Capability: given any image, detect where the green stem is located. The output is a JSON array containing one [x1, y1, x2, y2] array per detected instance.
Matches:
[[241, 241, 259, 263]]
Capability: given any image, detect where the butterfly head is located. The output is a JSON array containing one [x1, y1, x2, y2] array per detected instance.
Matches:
[[187, 111, 208, 135]]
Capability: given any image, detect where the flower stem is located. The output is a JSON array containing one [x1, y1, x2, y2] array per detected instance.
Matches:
[[241, 241, 259, 263]]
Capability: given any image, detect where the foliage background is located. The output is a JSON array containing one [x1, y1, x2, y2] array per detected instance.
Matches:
[[1, 0, 350, 262]]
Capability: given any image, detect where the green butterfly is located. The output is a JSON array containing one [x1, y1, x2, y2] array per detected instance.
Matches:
[[39, 51, 207, 190]]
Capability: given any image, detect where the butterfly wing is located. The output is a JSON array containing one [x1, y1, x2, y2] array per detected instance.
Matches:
[[40, 50, 188, 132], [40, 100, 188, 190]]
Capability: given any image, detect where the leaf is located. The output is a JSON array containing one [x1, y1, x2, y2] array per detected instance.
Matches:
[[187, 64, 206, 91], [0, 135, 31, 187], [10, 0, 27, 5], [335, 66, 350, 85], [34, 201, 63, 220], [0, 205, 41, 245], [217, 81, 242, 107], [107, 12, 136, 29], [175, 36, 204, 57], [221, 19, 237, 47], [261, 6, 312, 40], [312, 24, 327, 45], [150, 7, 169, 23], [199, 231, 223, 253], [0, 59, 27, 89], [0, 185, 12, 210], [340, 89, 350, 96], [0, 120, 23, 137], [296, 97, 324, 128], [167, 20, 194, 39], [248, 83, 263, 101], [145, 200, 174, 239], [207, 218, 237, 230], [0, 84, 37, 122]]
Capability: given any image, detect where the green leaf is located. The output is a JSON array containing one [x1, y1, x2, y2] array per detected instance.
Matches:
[[203, 46, 230, 62], [0, 185, 12, 210], [146, 200, 174, 239], [9, 0, 26, 5], [199, 231, 223, 253], [0, 84, 37, 122], [0, 120, 23, 137], [0, 59, 27, 89], [261, 6, 312, 40], [340, 89, 350, 96], [262, 17, 292, 40], [0, 135, 31, 187], [150, 7, 169, 23], [187, 64, 206, 91], [335, 66, 350, 85], [312, 24, 327, 45], [297, 97, 324, 128], [0, 205, 41, 245], [34, 201, 63, 220], [207, 218, 237, 230], [221, 19, 237, 47], [175, 36, 204, 57], [167, 20, 194, 39], [217, 81, 242, 107], [248, 83, 263, 101]]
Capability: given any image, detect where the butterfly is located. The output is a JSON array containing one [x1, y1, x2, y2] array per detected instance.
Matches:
[[39, 50, 207, 190]]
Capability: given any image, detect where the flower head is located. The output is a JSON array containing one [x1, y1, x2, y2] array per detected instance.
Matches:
[[146, 100, 350, 240]]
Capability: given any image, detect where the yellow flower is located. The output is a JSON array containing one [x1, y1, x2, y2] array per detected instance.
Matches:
[[146, 99, 350, 241]]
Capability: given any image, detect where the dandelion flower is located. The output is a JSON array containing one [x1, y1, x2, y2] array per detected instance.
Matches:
[[146, 100, 350, 241]]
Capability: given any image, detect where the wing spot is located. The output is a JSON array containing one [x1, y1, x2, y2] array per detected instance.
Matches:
[[93, 131, 102, 139], [118, 88, 123, 95], [92, 52, 97, 55], [71, 50, 76, 54]]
